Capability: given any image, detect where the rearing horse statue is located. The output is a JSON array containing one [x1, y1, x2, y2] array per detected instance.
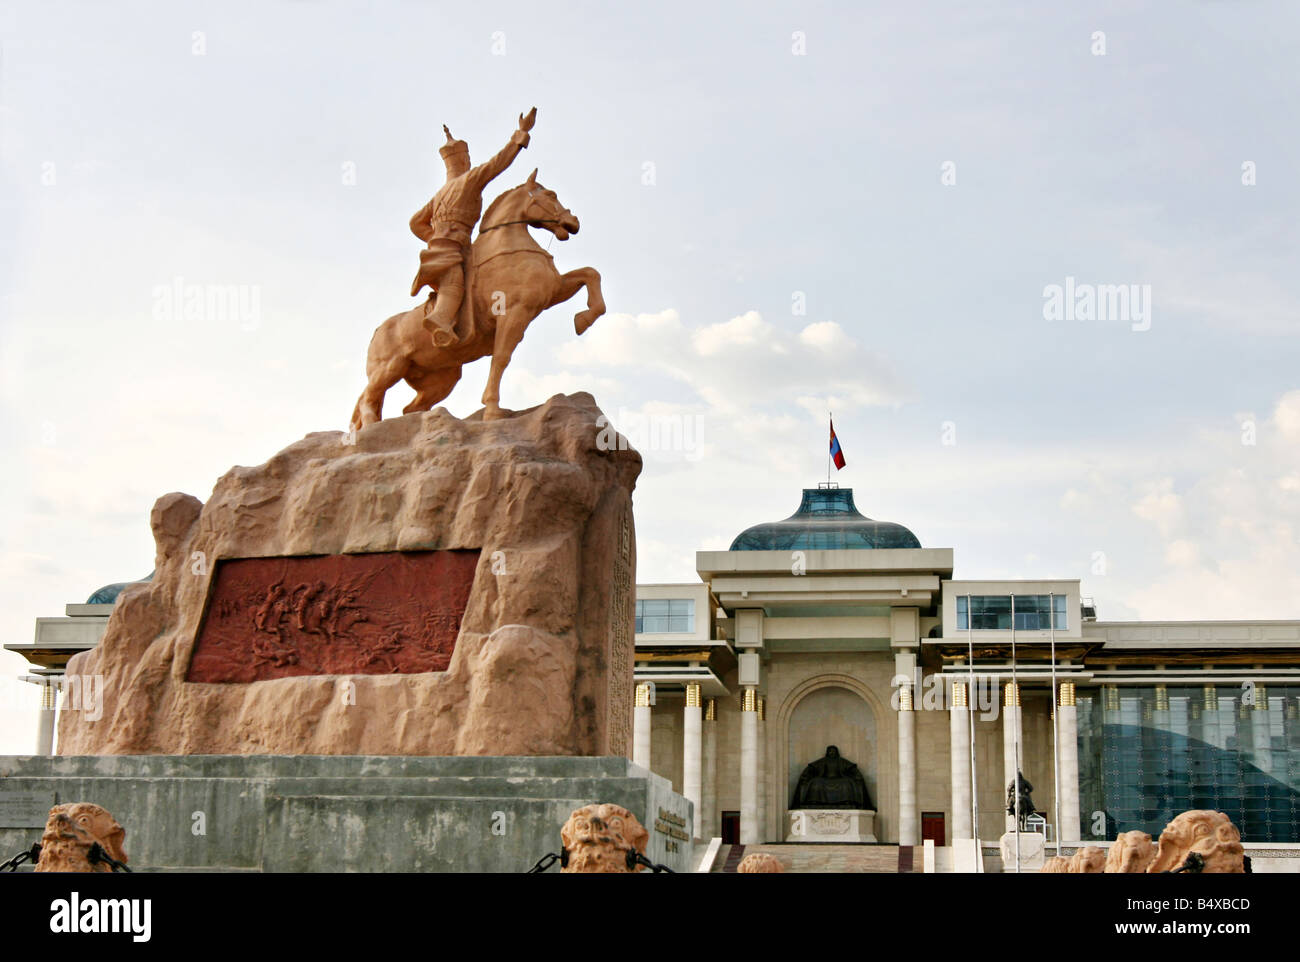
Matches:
[[350, 170, 604, 430]]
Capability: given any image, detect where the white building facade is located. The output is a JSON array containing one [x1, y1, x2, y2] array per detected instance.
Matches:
[[633, 485, 1300, 851]]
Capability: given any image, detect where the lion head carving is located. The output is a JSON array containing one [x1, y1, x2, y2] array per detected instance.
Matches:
[[559, 803, 649, 873], [1105, 830, 1156, 873], [34, 803, 127, 873], [738, 852, 785, 873], [1040, 855, 1071, 873], [1067, 845, 1106, 873], [1147, 810, 1244, 874]]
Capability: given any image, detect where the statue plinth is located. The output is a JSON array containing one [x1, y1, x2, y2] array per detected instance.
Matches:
[[56, 393, 641, 757], [786, 809, 877, 843], [999, 831, 1047, 871]]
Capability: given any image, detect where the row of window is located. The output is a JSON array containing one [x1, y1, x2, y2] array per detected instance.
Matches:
[[638, 593, 1071, 635], [635, 598, 695, 634], [955, 594, 1068, 631]]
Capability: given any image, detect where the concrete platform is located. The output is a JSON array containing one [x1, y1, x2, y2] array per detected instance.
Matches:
[[0, 755, 692, 873]]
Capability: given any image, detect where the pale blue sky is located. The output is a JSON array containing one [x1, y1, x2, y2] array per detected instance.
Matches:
[[2, 1, 1298, 750]]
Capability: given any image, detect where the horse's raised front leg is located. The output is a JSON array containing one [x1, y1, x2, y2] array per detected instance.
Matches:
[[550, 266, 605, 335]]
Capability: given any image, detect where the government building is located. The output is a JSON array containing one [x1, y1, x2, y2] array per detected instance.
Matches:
[[11, 484, 1300, 869], [630, 485, 1300, 865]]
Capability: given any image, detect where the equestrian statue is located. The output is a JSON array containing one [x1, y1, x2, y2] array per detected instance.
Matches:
[[351, 107, 605, 429]]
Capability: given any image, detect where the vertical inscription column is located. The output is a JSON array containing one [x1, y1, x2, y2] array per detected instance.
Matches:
[[683, 683, 703, 839], [608, 511, 634, 756]]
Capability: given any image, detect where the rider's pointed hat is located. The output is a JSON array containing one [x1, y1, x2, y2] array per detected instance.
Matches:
[[440, 124, 469, 162]]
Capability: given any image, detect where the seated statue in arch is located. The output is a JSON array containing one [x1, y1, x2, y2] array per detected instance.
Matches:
[[790, 745, 873, 810]]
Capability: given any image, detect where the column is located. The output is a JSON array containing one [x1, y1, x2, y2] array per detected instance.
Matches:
[[1002, 681, 1022, 831], [702, 698, 718, 839], [756, 696, 767, 843], [1056, 682, 1080, 843], [898, 681, 918, 845], [740, 687, 758, 844], [891, 612, 920, 847], [683, 683, 703, 839], [949, 680, 973, 843], [36, 679, 58, 756], [633, 683, 652, 771]]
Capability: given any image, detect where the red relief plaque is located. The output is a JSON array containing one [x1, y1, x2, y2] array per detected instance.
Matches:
[[185, 550, 481, 683]]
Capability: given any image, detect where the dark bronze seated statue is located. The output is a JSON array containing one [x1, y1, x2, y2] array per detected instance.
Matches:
[[790, 745, 873, 810]]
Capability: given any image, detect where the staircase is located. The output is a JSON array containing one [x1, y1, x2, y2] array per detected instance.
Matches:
[[711, 843, 912, 873]]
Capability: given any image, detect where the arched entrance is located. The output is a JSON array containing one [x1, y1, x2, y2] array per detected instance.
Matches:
[[774, 675, 887, 841]]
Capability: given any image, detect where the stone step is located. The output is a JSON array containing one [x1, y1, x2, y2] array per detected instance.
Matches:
[[714, 842, 906, 873]]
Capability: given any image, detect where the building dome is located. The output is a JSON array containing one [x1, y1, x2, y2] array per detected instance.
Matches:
[[86, 571, 154, 605], [729, 487, 921, 551]]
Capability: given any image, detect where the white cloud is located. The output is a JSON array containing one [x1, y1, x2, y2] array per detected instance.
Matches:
[[1131, 479, 1186, 537]]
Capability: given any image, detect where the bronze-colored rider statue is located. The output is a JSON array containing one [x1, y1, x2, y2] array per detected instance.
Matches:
[[409, 107, 537, 347]]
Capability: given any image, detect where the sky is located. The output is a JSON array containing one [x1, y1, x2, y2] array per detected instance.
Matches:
[[1, 1, 1298, 753]]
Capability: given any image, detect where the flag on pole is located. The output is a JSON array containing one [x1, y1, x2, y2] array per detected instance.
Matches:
[[829, 419, 846, 470]]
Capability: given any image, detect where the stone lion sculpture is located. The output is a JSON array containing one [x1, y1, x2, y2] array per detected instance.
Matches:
[[34, 803, 128, 873], [738, 852, 786, 873], [1040, 855, 1071, 873], [1147, 810, 1244, 874], [559, 803, 649, 873], [1105, 830, 1157, 873], [1067, 845, 1107, 873]]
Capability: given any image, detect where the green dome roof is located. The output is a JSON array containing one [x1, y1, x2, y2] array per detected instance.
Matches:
[[86, 571, 154, 605], [730, 488, 920, 551]]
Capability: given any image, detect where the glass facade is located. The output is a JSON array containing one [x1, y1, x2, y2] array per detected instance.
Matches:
[[635, 598, 695, 634], [1078, 685, 1300, 843], [956, 594, 1067, 630]]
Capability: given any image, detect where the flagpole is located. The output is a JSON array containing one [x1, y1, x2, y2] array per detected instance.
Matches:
[[827, 412, 832, 486]]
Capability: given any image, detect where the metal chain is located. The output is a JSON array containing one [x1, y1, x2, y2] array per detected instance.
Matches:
[[1, 841, 131, 873], [1165, 851, 1205, 874], [526, 851, 564, 873], [526, 848, 676, 874], [1, 843, 41, 872]]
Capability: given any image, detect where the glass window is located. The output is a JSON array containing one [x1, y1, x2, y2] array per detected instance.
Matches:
[[955, 594, 1068, 630], [1076, 684, 1300, 844], [635, 598, 695, 634], [971, 595, 1012, 630], [1013, 595, 1051, 630]]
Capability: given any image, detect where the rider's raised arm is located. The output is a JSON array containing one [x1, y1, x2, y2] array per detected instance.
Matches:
[[468, 127, 530, 192]]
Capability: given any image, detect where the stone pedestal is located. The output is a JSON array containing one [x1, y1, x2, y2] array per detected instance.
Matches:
[[56, 394, 641, 757], [0, 754, 693, 872], [999, 830, 1046, 872], [785, 809, 877, 843]]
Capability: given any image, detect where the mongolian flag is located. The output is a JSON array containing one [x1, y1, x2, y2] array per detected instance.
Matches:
[[829, 419, 846, 470]]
